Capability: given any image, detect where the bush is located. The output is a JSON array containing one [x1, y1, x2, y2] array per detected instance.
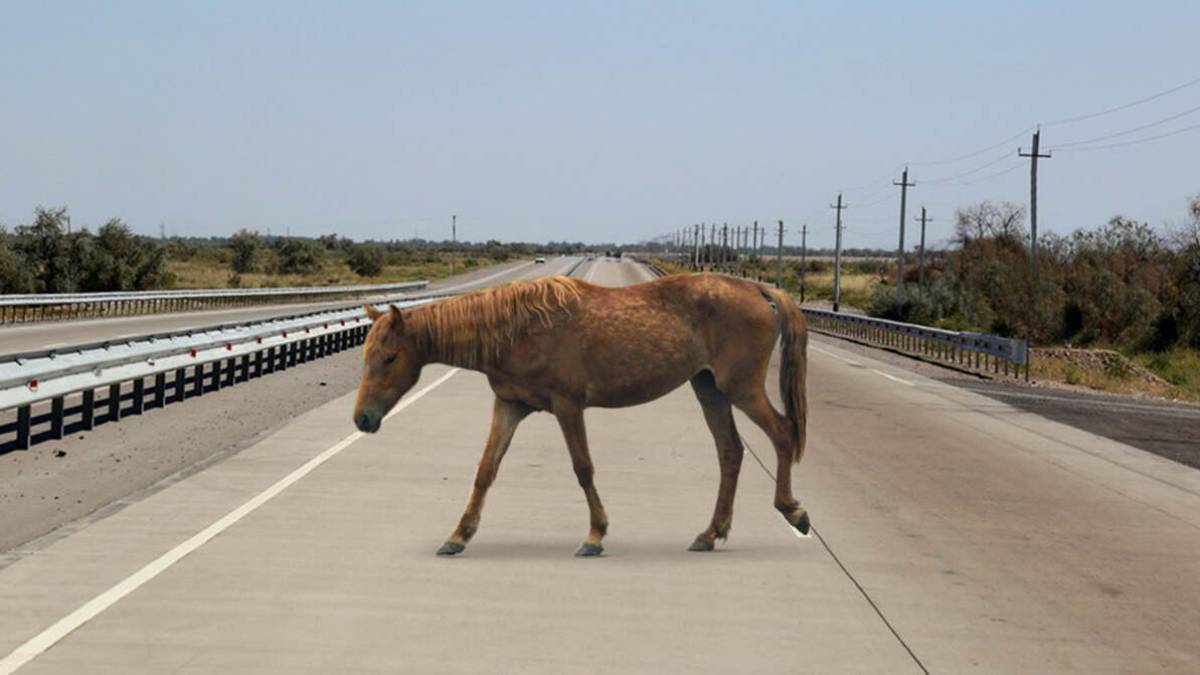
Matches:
[[347, 244, 385, 277], [229, 229, 261, 273], [271, 237, 322, 275]]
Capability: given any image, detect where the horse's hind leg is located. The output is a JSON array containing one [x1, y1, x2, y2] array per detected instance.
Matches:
[[729, 385, 810, 536], [553, 403, 608, 557], [688, 371, 744, 552], [437, 396, 531, 556]]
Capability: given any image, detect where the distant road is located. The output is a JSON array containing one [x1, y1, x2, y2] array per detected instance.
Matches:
[[0, 259, 554, 356]]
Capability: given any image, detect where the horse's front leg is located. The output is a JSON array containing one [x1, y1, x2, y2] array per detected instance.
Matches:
[[437, 396, 531, 556], [553, 403, 608, 557]]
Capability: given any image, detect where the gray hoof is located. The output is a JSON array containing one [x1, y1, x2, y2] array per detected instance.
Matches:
[[791, 510, 811, 536], [436, 541, 465, 556], [575, 542, 604, 557], [688, 535, 715, 552]]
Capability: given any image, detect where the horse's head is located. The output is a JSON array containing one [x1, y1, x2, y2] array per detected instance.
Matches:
[[353, 303, 423, 433]]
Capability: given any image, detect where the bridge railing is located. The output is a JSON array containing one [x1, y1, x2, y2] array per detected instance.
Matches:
[[801, 307, 1029, 380], [0, 297, 432, 452], [0, 280, 429, 324]]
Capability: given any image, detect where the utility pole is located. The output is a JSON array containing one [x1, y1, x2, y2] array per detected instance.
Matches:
[[915, 207, 932, 292], [1019, 127, 1051, 283], [831, 194, 847, 312], [693, 224, 701, 270], [775, 220, 785, 289], [737, 226, 745, 277], [159, 223, 165, 240], [710, 224, 717, 271], [450, 214, 457, 276], [721, 223, 729, 273], [894, 167, 915, 302], [799, 224, 808, 303], [755, 220, 763, 281]]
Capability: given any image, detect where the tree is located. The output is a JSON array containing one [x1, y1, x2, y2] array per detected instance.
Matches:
[[229, 229, 261, 273], [347, 243, 385, 277], [271, 237, 322, 274], [954, 201, 1027, 244]]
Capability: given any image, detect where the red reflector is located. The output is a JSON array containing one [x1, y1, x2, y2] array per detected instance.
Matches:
[[282, 331, 288, 338], [190, 348, 197, 357], [226, 343, 233, 351], [323, 323, 328, 329], [256, 337, 263, 344], [28, 379, 38, 390]]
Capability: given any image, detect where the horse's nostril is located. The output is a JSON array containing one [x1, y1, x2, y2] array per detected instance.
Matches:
[[355, 412, 376, 432]]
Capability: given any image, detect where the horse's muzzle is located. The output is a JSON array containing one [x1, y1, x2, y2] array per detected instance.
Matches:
[[354, 411, 381, 433]]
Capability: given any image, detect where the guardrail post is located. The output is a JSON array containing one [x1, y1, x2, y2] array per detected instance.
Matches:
[[154, 373, 167, 408], [107, 383, 122, 422], [130, 379, 145, 415], [173, 368, 187, 402], [191, 364, 206, 397], [81, 389, 95, 431], [16, 405, 32, 449]]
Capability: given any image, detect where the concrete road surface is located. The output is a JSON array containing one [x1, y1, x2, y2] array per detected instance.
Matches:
[[2, 258, 1198, 673], [0, 258, 550, 356]]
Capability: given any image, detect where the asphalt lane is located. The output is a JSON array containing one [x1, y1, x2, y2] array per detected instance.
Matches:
[[0, 259, 553, 356], [1, 262, 1197, 672]]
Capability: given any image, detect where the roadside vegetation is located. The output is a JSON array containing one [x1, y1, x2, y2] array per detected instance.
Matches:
[[653, 194, 1200, 402], [0, 207, 603, 293]]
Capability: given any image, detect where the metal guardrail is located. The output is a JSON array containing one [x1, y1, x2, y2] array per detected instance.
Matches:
[[0, 280, 429, 324], [802, 307, 1030, 380], [0, 256, 589, 452]]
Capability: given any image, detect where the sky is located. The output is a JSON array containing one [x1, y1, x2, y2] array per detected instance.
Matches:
[[2, 1, 1198, 250]]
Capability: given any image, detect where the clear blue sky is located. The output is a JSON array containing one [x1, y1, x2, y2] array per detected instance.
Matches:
[[2, 1, 1197, 250]]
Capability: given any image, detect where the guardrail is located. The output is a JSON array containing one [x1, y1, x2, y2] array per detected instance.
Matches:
[[802, 308, 1030, 380], [0, 256, 589, 453], [0, 280, 429, 325]]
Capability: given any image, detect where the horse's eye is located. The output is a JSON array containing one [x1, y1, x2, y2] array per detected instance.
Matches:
[[383, 354, 398, 365]]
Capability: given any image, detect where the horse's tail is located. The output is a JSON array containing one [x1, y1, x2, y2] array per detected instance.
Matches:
[[766, 286, 808, 464]]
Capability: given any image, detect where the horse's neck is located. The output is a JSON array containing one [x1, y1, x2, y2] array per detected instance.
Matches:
[[411, 308, 489, 371]]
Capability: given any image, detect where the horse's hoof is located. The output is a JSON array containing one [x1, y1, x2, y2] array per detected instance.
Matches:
[[790, 510, 811, 537], [575, 542, 604, 557], [436, 541, 465, 556], [688, 535, 715, 552]]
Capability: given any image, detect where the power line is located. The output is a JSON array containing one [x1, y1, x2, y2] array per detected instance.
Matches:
[[909, 127, 1032, 167], [922, 151, 1014, 185], [1055, 120, 1200, 153], [1043, 74, 1200, 126], [1052, 101, 1200, 149]]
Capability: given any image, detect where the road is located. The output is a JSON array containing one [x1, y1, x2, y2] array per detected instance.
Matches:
[[0, 259, 547, 356], [0, 257, 582, 553], [1, 257, 1198, 672]]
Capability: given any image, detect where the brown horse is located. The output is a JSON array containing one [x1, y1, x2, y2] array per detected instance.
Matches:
[[353, 272, 809, 556]]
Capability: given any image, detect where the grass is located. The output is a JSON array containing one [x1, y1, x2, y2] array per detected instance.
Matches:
[[1132, 348, 1200, 402], [168, 255, 503, 289]]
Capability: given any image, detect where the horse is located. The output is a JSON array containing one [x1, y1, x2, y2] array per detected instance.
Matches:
[[353, 272, 810, 557]]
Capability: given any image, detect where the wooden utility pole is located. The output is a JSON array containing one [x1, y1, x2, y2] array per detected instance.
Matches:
[[831, 194, 847, 312], [693, 224, 701, 269], [799, 224, 808, 303], [894, 167, 915, 301], [1019, 128, 1051, 283], [721, 223, 729, 273], [450, 215, 457, 276], [915, 207, 932, 292], [775, 220, 785, 289], [755, 220, 763, 281]]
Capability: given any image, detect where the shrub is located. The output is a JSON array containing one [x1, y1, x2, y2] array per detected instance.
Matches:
[[229, 229, 261, 273], [347, 244, 385, 277], [271, 237, 322, 275]]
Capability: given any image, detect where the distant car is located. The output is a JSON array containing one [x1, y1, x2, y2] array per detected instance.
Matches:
[[534, 256, 547, 264]]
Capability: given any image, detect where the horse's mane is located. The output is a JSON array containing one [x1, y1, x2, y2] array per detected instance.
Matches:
[[409, 275, 583, 368]]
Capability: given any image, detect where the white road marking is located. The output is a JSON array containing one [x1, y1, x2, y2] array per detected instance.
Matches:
[[810, 345, 862, 367], [870, 369, 915, 386], [435, 261, 534, 293], [811, 345, 915, 386], [0, 368, 461, 674], [583, 260, 599, 282]]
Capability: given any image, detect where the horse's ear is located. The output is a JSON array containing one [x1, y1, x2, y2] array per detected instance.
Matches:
[[365, 304, 381, 321], [389, 304, 404, 331]]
